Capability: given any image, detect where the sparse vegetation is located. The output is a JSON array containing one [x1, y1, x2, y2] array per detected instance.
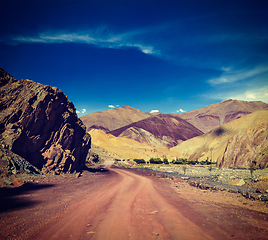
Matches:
[[171, 157, 216, 166]]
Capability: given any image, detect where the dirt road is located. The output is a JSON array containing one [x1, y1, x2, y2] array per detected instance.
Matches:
[[1, 166, 268, 239]]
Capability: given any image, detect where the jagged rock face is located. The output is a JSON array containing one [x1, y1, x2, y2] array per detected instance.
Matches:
[[0, 68, 91, 174]]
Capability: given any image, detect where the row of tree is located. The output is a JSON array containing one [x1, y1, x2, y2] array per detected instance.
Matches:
[[133, 157, 216, 165]]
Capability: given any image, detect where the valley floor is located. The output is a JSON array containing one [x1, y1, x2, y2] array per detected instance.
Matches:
[[1, 165, 268, 239]]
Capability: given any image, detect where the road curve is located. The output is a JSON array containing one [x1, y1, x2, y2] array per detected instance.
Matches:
[[15, 165, 267, 240], [27, 166, 213, 240]]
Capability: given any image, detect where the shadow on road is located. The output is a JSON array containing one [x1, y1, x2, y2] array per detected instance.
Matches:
[[83, 165, 109, 173], [0, 182, 54, 213]]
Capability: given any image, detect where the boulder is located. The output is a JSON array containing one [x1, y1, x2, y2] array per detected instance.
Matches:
[[230, 179, 245, 186], [0, 68, 91, 174]]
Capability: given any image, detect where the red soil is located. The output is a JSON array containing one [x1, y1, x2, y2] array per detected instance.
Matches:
[[1, 166, 268, 239]]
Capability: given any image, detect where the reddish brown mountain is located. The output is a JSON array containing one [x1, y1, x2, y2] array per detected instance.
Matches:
[[108, 113, 203, 148], [177, 99, 268, 133], [0, 68, 91, 174], [80, 106, 151, 132]]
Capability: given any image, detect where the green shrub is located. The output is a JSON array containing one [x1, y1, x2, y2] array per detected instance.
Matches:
[[163, 158, 169, 164], [133, 159, 146, 164], [149, 158, 163, 164], [172, 158, 187, 164]]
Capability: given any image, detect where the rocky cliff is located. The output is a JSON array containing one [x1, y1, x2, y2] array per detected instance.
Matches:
[[0, 68, 91, 174]]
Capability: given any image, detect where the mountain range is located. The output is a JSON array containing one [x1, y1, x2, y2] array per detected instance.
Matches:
[[81, 99, 268, 168]]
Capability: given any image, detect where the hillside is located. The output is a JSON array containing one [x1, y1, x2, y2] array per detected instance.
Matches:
[[80, 106, 151, 132], [108, 113, 203, 148], [178, 99, 268, 133], [89, 129, 181, 161], [171, 110, 268, 169]]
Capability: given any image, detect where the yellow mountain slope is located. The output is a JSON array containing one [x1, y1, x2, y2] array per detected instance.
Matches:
[[89, 129, 181, 161], [171, 110, 268, 168]]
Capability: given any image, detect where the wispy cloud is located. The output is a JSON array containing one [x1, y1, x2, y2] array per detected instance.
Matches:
[[8, 28, 158, 56], [208, 65, 268, 85], [150, 110, 159, 113]]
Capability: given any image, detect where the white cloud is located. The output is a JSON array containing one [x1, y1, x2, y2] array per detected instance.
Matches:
[[176, 109, 185, 113], [232, 87, 268, 102], [245, 93, 256, 99], [76, 110, 80, 114], [150, 110, 159, 113], [206, 85, 268, 103], [208, 65, 268, 85], [109, 105, 115, 108], [82, 109, 86, 114]]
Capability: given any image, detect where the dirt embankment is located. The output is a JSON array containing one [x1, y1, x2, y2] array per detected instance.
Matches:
[[1, 166, 268, 240]]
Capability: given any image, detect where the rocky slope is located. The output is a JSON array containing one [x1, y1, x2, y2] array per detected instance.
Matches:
[[0, 68, 91, 174], [172, 110, 268, 169], [80, 106, 151, 132], [108, 113, 203, 148], [177, 99, 268, 133]]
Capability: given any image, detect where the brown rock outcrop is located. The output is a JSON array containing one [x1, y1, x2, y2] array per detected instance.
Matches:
[[0, 68, 91, 174]]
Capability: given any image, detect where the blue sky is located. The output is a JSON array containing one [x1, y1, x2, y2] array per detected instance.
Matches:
[[1, 0, 268, 117]]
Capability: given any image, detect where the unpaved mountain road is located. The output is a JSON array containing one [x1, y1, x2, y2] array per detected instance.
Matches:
[[1, 166, 268, 240]]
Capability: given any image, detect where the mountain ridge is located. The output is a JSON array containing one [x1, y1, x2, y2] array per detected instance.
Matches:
[[177, 99, 268, 133], [108, 113, 203, 148], [80, 99, 268, 150], [80, 106, 151, 132]]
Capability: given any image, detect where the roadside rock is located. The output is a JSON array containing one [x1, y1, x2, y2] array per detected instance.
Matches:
[[230, 179, 245, 186], [0, 68, 91, 174]]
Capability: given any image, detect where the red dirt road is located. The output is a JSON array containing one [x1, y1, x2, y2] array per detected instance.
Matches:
[[1, 166, 268, 240]]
